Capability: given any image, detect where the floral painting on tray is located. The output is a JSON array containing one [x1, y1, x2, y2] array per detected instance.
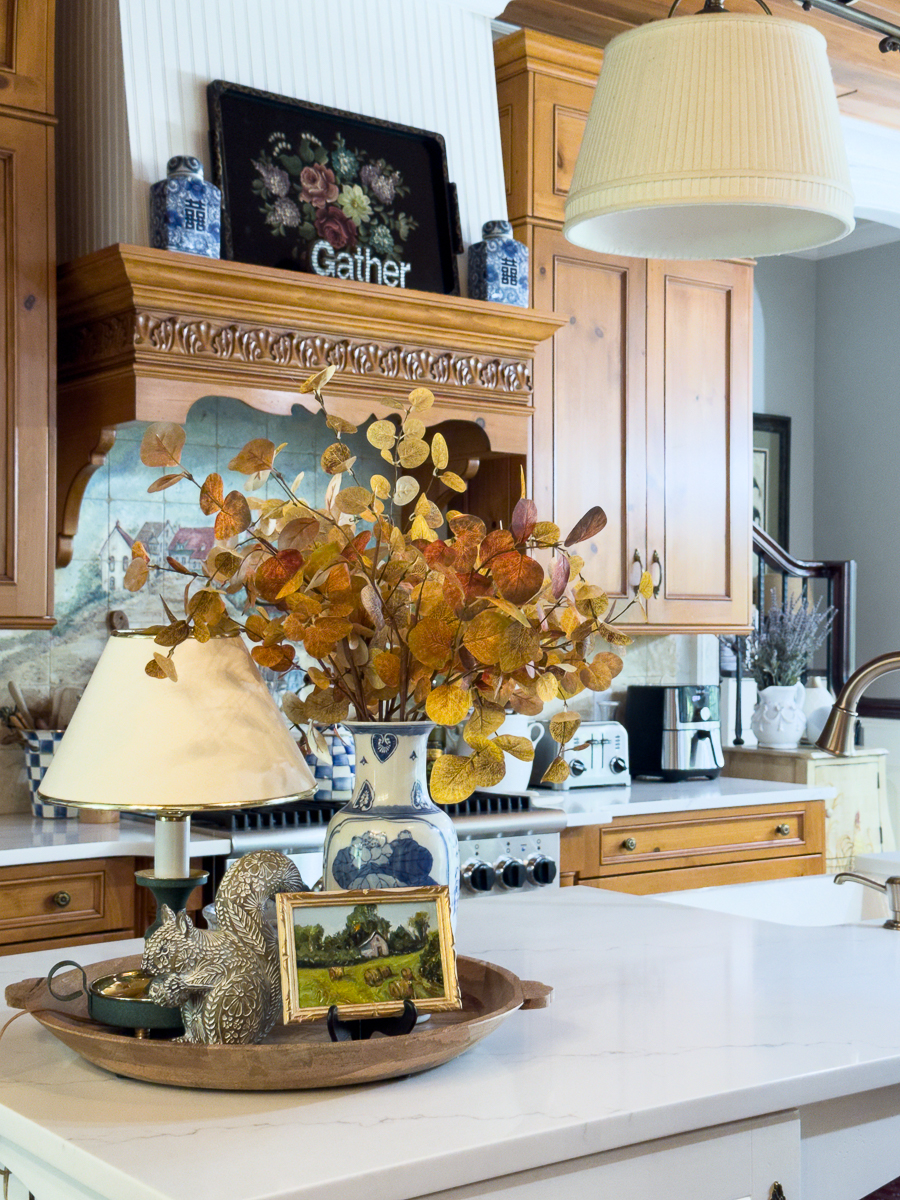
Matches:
[[208, 80, 461, 295]]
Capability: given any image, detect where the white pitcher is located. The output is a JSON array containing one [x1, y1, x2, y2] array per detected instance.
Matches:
[[750, 681, 807, 749], [455, 712, 546, 795]]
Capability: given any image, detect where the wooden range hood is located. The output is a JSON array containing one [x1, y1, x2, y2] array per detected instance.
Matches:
[[56, 245, 564, 567]]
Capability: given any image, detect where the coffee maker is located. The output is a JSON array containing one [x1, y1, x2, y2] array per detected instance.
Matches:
[[624, 685, 724, 781]]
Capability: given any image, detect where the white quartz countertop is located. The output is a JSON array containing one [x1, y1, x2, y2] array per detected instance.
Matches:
[[2, 884, 900, 1200], [0, 814, 231, 866], [528, 775, 835, 826]]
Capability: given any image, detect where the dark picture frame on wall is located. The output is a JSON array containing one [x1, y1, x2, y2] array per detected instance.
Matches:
[[207, 80, 461, 296], [753, 414, 791, 550]]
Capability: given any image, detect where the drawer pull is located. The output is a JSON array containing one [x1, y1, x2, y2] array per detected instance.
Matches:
[[53, 890, 72, 908], [622, 837, 637, 851], [774, 824, 791, 837]]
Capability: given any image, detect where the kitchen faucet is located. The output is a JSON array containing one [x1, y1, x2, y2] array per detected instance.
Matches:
[[815, 650, 900, 755]]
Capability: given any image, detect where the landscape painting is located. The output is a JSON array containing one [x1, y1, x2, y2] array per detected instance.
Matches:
[[276, 886, 460, 1023]]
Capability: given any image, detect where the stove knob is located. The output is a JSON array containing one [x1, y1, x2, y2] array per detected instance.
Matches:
[[526, 855, 558, 886], [570, 759, 586, 776], [610, 757, 628, 774], [461, 860, 496, 893], [495, 857, 527, 890]]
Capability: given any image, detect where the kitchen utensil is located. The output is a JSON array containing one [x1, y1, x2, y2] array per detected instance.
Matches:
[[54, 686, 82, 729], [8, 681, 33, 729]]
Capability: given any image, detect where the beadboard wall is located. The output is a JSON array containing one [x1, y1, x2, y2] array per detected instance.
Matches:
[[55, 0, 507, 264]]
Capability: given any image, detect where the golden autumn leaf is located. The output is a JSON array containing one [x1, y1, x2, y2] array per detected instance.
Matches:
[[409, 386, 435, 412], [166, 556, 194, 576], [462, 703, 506, 744], [298, 365, 337, 393], [408, 615, 456, 669], [425, 683, 472, 726], [448, 513, 486, 541], [638, 570, 654, 599], [304, 688, 350, 723], [550, 711, 581, 745], [373, 651, 401, 688], [334, 486, 374, 516], [199, 472, 224, 515], [498, 623, 541, 672], [535, 671, 562, 703], [598, 622, 634, 647], [277, 517, 319, 553], [366, 419, 397, 450], [152, 651, 178, 682], [215, 491, 252, 540], [469, 742, 506, 789], [144, 659, 167, 680], [541, 755, 570, 785], [140, 422, 185, 467], [281, 692, 307, 725], [462, 609, 509, 664], [153, 620, 190, 648], [532, 521, 561, 547], [304, 617, 353, 658], [431, 432, 449, 470], [564, 505, 608, 547], [398, 437, 430, 469], [228, 438, 276, 475], [251, 643, 296, 672], [370, 474, 392, 500], [409, 514, 437, 542], [495, 734, 536, 762], [208, 550, 242, 581], [254, 550, 304, 602], [326, 413, 358, 435], [507, 690, 543, 716], [430, 754, 477, 805], [321, 442, 353, 474], [480, 529, 516, 561], [579, 650, 624, 692], [574, 582, 609, 619], [187, 589, 225, 626], [147, 472, 186, 493], [123, 558, 149, 592], [486, 596, 532, 628], [437, 470, 467, 493], [490, 551, 544, 606]]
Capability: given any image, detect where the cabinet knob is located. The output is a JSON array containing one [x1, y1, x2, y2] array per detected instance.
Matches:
[[774, 823, 791, 836], [622, 837, 637, 851], [53, 891, 71, 908]]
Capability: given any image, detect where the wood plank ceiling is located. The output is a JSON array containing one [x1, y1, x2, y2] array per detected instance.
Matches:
[[498, 0, 900, 130]]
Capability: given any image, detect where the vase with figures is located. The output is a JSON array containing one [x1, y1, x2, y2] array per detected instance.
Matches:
[[322, 722, 460, 924]]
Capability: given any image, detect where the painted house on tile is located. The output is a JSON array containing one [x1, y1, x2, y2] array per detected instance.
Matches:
[[98, 521, 133, 593], [168, 527, 216, 571]]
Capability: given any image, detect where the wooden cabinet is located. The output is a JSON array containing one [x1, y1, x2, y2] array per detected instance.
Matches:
[[496, 30, 753, 634], [0, 857, 135, 955], [561, 800, 826, 894], [0, 1, 55, 626], [723, 746, 892, 873]]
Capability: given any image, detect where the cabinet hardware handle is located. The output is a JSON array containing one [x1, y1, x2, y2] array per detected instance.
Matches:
[[631, 549, 643, 596], [53, 891, 71, 908], [651, 549, 663, 599], [622, 837, 637, 851], [774, 824, 791, 836]]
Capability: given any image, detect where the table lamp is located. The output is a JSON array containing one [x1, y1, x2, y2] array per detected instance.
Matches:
[[38, 630, 317, 931]]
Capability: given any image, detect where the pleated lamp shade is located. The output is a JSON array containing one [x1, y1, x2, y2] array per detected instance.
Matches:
[[38, 631, 316, 813], [563, 14, 855, 260]]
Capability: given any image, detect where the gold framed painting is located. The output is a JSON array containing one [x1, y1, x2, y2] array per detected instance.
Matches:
[[276, 886, 461, 1024]]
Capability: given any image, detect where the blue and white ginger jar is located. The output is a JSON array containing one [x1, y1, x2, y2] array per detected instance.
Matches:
[[467, 220, 529, 307], [322, 722, 460, 925], [150, 155, 221, 258]]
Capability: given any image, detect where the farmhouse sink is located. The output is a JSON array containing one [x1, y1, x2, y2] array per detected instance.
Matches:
[[655, 873, 890, 926]]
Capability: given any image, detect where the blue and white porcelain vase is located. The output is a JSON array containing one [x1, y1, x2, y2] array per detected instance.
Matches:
[[149, 155, 221, 258], [467, 220, 529, 307], [322, 722, 460, 924]]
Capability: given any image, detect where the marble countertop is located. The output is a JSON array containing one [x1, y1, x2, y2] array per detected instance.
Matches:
[[0, 813, 231, 866], [2, 885, 900, 1200], [529, 775, 835, 826]]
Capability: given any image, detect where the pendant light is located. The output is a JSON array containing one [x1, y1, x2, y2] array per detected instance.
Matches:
[[563, 1, 855, 260]]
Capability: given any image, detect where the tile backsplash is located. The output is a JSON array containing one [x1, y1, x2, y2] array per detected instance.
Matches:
[[0, 395, 717, 813]]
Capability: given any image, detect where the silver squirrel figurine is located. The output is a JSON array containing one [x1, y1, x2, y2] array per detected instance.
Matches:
[[141, 850, 307, 1045]]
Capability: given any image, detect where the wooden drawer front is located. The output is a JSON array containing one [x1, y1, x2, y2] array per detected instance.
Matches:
[[598, 809, 810, 872], [579, 854, 824, 895], [0, 857, 134, 946]]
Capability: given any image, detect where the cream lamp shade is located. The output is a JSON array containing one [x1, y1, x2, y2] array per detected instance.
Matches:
[[38, 631, 316, 813], [563, 14, 855, 260]]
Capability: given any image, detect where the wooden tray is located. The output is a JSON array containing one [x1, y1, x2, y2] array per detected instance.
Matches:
[[5, 954, 551, 1090]]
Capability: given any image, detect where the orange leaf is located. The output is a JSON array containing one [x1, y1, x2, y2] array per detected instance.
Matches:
[[199, 473, 224, 515], [147, 472, 186, 493], [449, 513, 486, 542], [140, 422, 185, 467], [498, 623, 541, 672], [214, 491, 251, 539], [490, 551, 544, 606], [123, 558, 149, 592], [228, 439, 276, 475], [166, 556, 194, 576], [407, 616, 456, 669], [255, 550, 304, 602], [462, 609, 509, 665], [303, 617, 353, 658], [251, 643, 296, 672], [373, 651, 401, 688], [278, 517, 320, 553], [479, 529, 515, 562]]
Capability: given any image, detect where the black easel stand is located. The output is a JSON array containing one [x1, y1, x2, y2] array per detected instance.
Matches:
[[327, 1000, 418, 1042]]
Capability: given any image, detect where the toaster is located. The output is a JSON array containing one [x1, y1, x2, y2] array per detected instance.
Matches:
[[531, 720, 630, 789], [623, 685, 724, 782]]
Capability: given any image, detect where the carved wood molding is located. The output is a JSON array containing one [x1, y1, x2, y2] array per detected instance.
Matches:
[[61, 310, 534, 397], [55, 244, 565, 566]]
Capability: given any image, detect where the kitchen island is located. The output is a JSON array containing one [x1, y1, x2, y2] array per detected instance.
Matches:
[[3, 884, 900, 1200]]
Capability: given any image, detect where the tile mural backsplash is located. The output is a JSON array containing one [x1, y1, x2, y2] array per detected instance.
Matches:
[[0, 395, 717, 813]]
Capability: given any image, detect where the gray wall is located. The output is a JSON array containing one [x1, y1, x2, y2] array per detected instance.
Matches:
[[752, 256, 818, 558]]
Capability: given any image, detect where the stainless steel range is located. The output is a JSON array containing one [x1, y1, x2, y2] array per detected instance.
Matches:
[[192, 794, 565, 899]]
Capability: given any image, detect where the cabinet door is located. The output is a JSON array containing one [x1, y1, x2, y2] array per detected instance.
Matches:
[[644, 259, 752, 631], [0, 116, 53, 625], [531, 226, 646, 606]]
